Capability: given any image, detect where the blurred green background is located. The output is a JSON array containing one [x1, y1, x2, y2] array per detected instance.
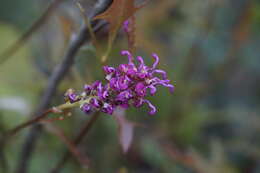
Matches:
[[0, 0, 260, 173]]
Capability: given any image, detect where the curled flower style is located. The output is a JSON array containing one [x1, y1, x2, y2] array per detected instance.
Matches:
[[64, 50, 174, 115]]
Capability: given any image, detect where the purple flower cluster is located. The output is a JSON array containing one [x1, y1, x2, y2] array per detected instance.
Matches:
[[64, 50, 174, 115]]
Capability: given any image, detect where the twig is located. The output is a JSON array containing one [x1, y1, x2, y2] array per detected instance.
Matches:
[[46, 124, 91, 169], [7, 109, 53, 137], [50, 112, 100, 173], [0, 114, 8, 173], [162, 143, 204, 173], [0, 140, 8, 173], [0, 0, 64, 65], [76, 2, 103, 58], [14, 0, 112, 172], [1, 100, 89, 146]]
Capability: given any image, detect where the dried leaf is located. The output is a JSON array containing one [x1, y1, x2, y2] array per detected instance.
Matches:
[[113, 108, 135, 154], [94, 0, 143, 62]]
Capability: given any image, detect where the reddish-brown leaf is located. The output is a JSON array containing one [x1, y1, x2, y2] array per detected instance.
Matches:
[[93, 0, 143, 62]]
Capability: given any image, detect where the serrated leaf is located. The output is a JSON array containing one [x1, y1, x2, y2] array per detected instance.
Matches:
[[94, 0, 144, 62]]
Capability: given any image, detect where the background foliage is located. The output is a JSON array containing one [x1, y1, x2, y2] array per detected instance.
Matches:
[[0, 0, 260, 173]]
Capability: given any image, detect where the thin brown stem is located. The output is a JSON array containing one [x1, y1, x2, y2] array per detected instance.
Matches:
[[46, 124, 91, 169], [163, 143, 205, 173], [50, 112, 100, 173], [7, 109, 54, 137], [0, 114, 8, 173]]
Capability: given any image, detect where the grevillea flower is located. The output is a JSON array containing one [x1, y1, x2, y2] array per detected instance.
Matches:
[[64, 50, 174, 115]]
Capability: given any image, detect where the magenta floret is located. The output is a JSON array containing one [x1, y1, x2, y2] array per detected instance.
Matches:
[[64, 50, 174, 115]]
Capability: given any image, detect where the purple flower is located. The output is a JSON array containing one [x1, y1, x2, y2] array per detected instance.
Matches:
[[81, 103, 92, 114], [116, 90, 133, 102], [90, 98, 101, 109], [151, 53, 159, 70], [103, 66, 116, 80], [133, 98, 144, 108], [119, 64, 137, 77], [103, 66, 115, 74], [152, 69, 167, 79], [147, 85, 157, 95], [144, 100, 157, 115], [121, 50, 134, 65], [84, 84, 92, 95], [68, 93, 78, 103], [115, 90, 133, 109], [135, 82, 146, 97], [96, 84, 109, 100], [101, 103, 114, 115], [118, 75, 131, 90], [64, 89, 80, 103], [64, 50, 174, 116], [92, 81, 102, 90], [152, 77, 175, 93]]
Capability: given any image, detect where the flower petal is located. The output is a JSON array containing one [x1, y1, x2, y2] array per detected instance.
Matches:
[[153, 69, 167, 79], [81, 103, 92, 114], [148, 85, 157, 95], [135, 82, 146, 97], [102, 103, 114, 115], [103, 66, 115, 74], [121, 50, 134, 65], [144, 100, 157, 115], [90, 98, 101, 108], [133, 98, 144, 108], [151, 53, 159, 69]]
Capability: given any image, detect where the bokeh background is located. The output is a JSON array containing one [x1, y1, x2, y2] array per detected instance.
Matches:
[[1, 0, 260, 173]]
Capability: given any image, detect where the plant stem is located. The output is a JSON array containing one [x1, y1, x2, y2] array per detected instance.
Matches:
[[8, 109, 53, 137], [50, 112, 100, 173]]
